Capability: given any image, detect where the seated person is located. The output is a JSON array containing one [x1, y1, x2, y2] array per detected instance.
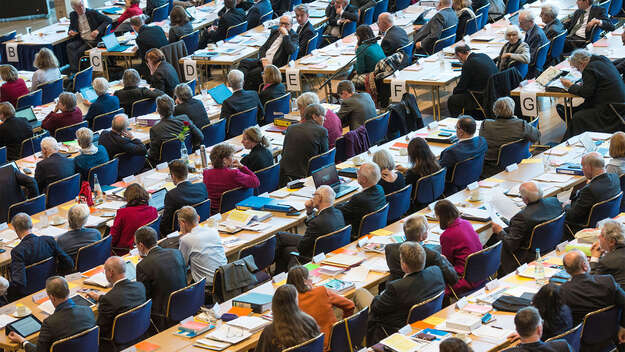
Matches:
[[174, 83, 210, 128], [41, 92, 83, 137], [518, 10, 548, 77], [395, 137, 440, 193], [606, 132, 625, 176], [413, 0, 457, 54], [130, 16, 168, 66], [378, 12, 410, 58], [145, 48, 180, 98], [0, 157, 38, 224], [74, 127, 109, 181], [541, 3, 565, 41], [495, 25, 530, 71], [352, 25, 386, 90], [336, 80, 377, 130], [84, 77, 121, 127], [57, 204, 102, 259], [532, 283, 573, 340], [35, 137, 76, 193], [0, 64, 29, 107], [590, 219, 625, 289], [324, 0, 358, 38], [114, 68, 164, 115], [0, 101, 33, 161], [202, 143, 260, 214], [113, 0, 142, 32], [352, 242, 445, 344], [220, 70, 264, 125], [200, 0, 246, 46], [453, 0, 476, 41], [440, 338, 473, 352], [372, 149, 405, 195], [275, 185, 346, 272], [99, 113, 148, 158], [110, 184, 158, 251], [240, 126, 273, 172], [295, 5, 315, 59], [169, 5, 193, 43], [66, 0, 111, 73], [247, 0, 272, 29], [296, 92, 342, 148], [31, 48, 62, 92], [563, 0, 613, 52], [479, 97, 540, 177], [259, 65, 286, 107], [503, 307, 573, 352]]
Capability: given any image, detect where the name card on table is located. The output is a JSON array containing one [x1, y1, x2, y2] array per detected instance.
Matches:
[[467, 181, 479, 191], [285, 68, 301, 92], [156, 162, 168, 170], [90, 50, 103, 72], [123, 175, 136, 184], [520, 89, 538, 117], [0, 223, 7, 232], [556, 241, 569, 252], [427, 121, 439, 130], [272, 272, 287, 283], [183, 59, 197, 81], [6, 43, 18, 63], [45, 208, 59, 216], [516, 263, 528, 274], [390, 79, 406, 103], [358, 237, 369, 247], [456, 296, 469, 309], [32, 290, 47, 303], [398, 325, 412, 335], [312, 252, 326, 263], [485, 279, 500, 291], [65, 272, 82, 282], [505, 163, 518, 172]]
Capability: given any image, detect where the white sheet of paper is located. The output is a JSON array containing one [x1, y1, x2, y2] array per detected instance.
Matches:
[[33, 226, 66, 238], [342, 266, 369, 282]]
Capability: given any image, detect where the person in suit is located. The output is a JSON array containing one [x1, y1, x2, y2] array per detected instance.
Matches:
[[336, 163, 387, 239], [174, 83, 209, 128], [99, 114, 148, 158], [565, 152, 621, 234], [438, 116, 487, 184], [275, 185, 346, 272], [130, 16, 169, 67], [74, 127, 109, 181], [413, 0, 457, 54], [379, 13, 410, 58], [519, 10, 549, 77], [144, 0, 167, 23], [558, 50, 625, 138], [0, 64, 29, 108], [168, 5, 193, 43], [336, 80, 377, 130], [447, 44, 498, 117], [563, 0, 614, 52], [145, 48, 180, 98], [240, 126, 273, 172], [353, 242, 446, 345], [532, 284, 574, 340], [161, 160, 208, 235], [8, 276, 96, 352], [0, 101, 33, 161], [147, 95, 203, 166], [324, 0, 359, 39], [86, 256, 146, 348], [114, 68, 165, 115], [385, 214, 458, 285], [590, 219, 625, 289], [41, 92, 84, 137], [503, 307, 573, 352], [57, 204, 101, 259], [35, 136, 76, 194], [66, 0, 112, 73], [135, 226, 187, 321], [295, 5, 316, 59], [279, 104, 329, 185], [495, 25, 530, 71], [560, 250, 625, 350], [201, 0, 246, 45], [0, 161, 38, 224], [248, 0, 272, 28], [259, 65, 286, 107], [8, 214, 74, 300], [296, 92, 343, 148], [489, 182, 563, 275], [541, 4, 565, 41], [440, 338, 473, 352], [84, 78, 121, 128], [110, 184, 158, 252], [220, 70, 264, 125]]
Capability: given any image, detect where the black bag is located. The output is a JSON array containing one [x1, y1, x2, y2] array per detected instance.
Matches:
[[492, 295, 532, 312], [388, 92, 424, 139]]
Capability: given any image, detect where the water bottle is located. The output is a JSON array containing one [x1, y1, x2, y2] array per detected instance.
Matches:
[[200, 145, 208, 169], [93, 174, 104, 206], [534, 248, 546, 285]]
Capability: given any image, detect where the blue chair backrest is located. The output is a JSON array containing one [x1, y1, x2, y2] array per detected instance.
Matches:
[[0, 31, 16, 43], [75, 236, 112, 272], [8, 194, 46, 221], [497, 139, 531, 169], [239, 235, 277, 271], [131, 98, 156, 117], [0, 146, 5, 165], [386, 185, 412, 223], [358, 204, 389, 237], [398, 41, 415, 63], [432, 34, 456, 54], [20, 130, 49, 159], [441, 24, 457, 38], [314, 225, 351, 256], [550, 31, 566, 61], [263, 92, 290, 125], [547, 323, 582, 352], [315, 25, 327, 49], [365, 111, 390, 146], [254, 163, 280, 195], [226, 21, 248, 39], [181, 30, 200, 54], [112, 300, 152, 344], [88, 158, 119, 187], [220, 187, 254, 213], [464, 240, 502, 284], [73, 66, 93, 92], [306, 33, 319, 55], [395, 0, 411, 10], [290, 46, 300, 61], [476, 3, 489, 29], [361, 6, 375, 25], [588, 192, 623, 228], [334, 137, 346, 164], [146, 216, 161, 238], [413, 168, 446, 206], [346, 307, 368, 349], [527, 213, 565, 256], [92, 108, 123, 131], [186, 79, 197, 95], [590, 26, 603, 43], [167, 278, 206, 322], [39, 78, 63, 104], [202, 118, 226, 147], [25, 257, 55, 295], [260, 10, 273, 24], [46, 173, 81, 208], [115, 152, 146, 180], [283, 333, 325, 352], [16, 89, 42, 109], [534, 41, 550, 74], [513, 62, 529, 79], [341, 20, 357, 37], [598, 0, 611, 10], [290, 0, 302, 11], [51, 326, 99, 352], [407, 291, 445, 324], [160, 138, 183, 164], [55, 120, 88, 142], [465, 14, 480, 36], [307, 148, 336, 176], [152, 3, 169, 21], [194, 198, 212, 223], [505, 0, 519, 14], [227, 106, 257, 138], [328, 317, 349, 352], [581, 305, 622, 347], [609, 0, 622, 16], [451, 155, 484, 189], [620, 174, 625, 212], [373, 0, 389, 22]]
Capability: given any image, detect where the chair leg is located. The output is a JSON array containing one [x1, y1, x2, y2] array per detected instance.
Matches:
[[150, 318, 161, 334]]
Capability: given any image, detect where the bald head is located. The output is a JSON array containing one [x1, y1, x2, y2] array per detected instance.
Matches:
[[519, 182, 542, 204], [581, 152, 605, 179], [378, 12, 394, 32], [104, 256, 127, 284], [316, 185, 336, 205], [358, 162, 381, 188], [563, 250, 589, 276], [112, 114, 129, 133]]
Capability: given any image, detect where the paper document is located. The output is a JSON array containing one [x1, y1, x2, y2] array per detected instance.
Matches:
[[33, 226, 66, 238], [342, 266, 369, 282], [0, 315, 17, 329], [206, 326, 252, 344], [472, 325, 515, 343], [85, 215, 107, 228], [490, 192, 523, 221], [38, 300, 55, 315], [533, 173, 573, 183], [95, 200, 126, 210], [83, 272, 110, 288]]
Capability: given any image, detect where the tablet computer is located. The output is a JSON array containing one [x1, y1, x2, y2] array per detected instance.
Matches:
[[71, 294, 96, 308], [5, 314, 42, 338]]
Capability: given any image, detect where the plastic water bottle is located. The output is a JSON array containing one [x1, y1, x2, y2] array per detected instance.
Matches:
[[534, 248, 546, 285], [93, 174, 104, 206]]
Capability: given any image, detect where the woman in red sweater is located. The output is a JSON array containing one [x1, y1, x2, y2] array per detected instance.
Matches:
[[202, 143, 260, 214], [41, 92, 83, 136], [0, 65, 29, 108], [110, 183, 158, 252], [114, 0, 143, 31]]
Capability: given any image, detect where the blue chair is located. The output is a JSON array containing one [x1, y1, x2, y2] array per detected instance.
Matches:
[[305, 33, 319, 56], [55, 120, 88, 142], [88, 158, 119, 187], [346, 307, 368, 350], [75, 236, 112, 272], [407, 290, 445, 324], [39, 78, 64, 104], [386, 185, 412, 223], [202, 118, 226, 147], [315, 25, 327, 49], [533, 41, 550, 76], [547, 323, 582, 352], [549, 31, 566, 63], [290, 46, 300, 61], [441, 24, 457, 38], [254, 163, 280, 195], [412, 168, 446, 208], [395, 0, 410, 10], [361, 6, 375, 25], [92, 108, 124, 131], [513, 62, 528, 79], [186, 79, 197, 95], [145, 216, 161, 239], [263, 93, 290, 125], [465, 14, 481, 36], [450, 155, 484, 191], [114, 152, 146, 180], [159, 138, 183, 163], [220, 187, 254, 213], [496, 139, 531, 169], [226, 106, 258, 138], [586, 192, 623, 228], [432, 34, 456, 54], [181, 30, 200, 54], [152, 3, 169, 21], [307, 148, 336, 176], [283, 333, 325, 352], [328, 314, 350, 352], [0, 146, 5, 165], [358, 204, 389, 237], [51, 326, 99, 352], [372, 0, 389, 22], [313, 225, 351, 256], [73, 66, 93, 92], [20, 130, 49, 158], [260, 10, 273, 24], [450, 241, 502, 299], [590, 26, 603, 43], [0, 31, 16, 43], [131, 98, 156, 117], [8, 194, 46, 221], [239, 235, 277, 282], [505, 0, 519, 14], [398, 41, 415, 66], [166, 278, 206, 323], [16, 89, 42, 109], [194, 198, 211, 223], [580, 305, 622, 352], [46, 173, 81, 208], [598, 0, 611, 10], [608, 0, 622, 16], [365, 111, 390, 146], [25, 256, 56, 295], [106, 300, 152, 349], [341, 20, 357, 38], [226, 21, 248, 39], [290, 0, 302, 11], [513, 213, 565, 266], [476, 3, 489, 29]]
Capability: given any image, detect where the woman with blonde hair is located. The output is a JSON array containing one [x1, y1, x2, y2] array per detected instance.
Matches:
[[453, 0, 476, 40], [259, 64, 286, 106], [31, 48, 61, 91], [240, 126, 273, 171], [608, 131, 625, 175]]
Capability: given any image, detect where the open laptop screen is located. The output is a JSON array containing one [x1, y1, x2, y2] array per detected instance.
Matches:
[[312, 164, 340, 188]]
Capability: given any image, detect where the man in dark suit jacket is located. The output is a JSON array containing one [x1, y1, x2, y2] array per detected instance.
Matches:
[[504, 307, 573, 352], [87, 256, 146, 346], [8, 214, 74, 300], [324, 0, 359, 38], [378, 13, 410, 59], [295, 5, 316, 59], [174, 83, 210, 128], [34, 137, 76, 194], [413, 0, 457, 54], [0, 103, 33, 161], [540, 4, 565, 40], [565, 152, 621, 234], [447, 44, 498, 117], [563, 0, 614, 52], [130, 16, 169, 66], [66, 0, 112, 73], [220, 70, 264, 127], [8, 276, 96, 352], [590, 219, 625, 290], [248, 0, 272, 28], [275, 185, 345, 272], [114, 68, 165, 115], [135, 227, 187, 320], [489, 182, 563, 275], [202, 0, 246, 45], [336, 163, 387, 239], [336, 80, 377, 130], [353, 242, 445, 345], [519, 10, 549, 77], [438, 116, 487, 184], [0, 164, 38, 224], [99, 114, 147, 158], [279, 104, 329, 185]]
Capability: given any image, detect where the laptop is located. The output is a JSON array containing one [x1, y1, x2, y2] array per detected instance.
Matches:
[[312, 164, 358, 198], [102, 33, 133, 52], [149, 188, 167, 211], [15, 106, 40, 128]]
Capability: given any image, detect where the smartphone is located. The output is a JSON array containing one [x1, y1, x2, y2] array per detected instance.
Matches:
[[438, 132, 452, 137]]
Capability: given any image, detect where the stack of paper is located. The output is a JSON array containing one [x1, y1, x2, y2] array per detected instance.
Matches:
[[341, 266, 369, 282], [321, 254, 366, 268], [83, 272, 110, 288], [226, 316, 270, 333], [85, 215, 107, 228], [206, 326, 252, 344], [33, 226, 66, 238], [472, 325, 515, 343], [380, 333, 423, 352], [193, 339, 230, 350]]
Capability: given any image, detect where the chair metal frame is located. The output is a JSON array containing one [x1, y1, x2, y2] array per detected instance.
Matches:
[[7, 194, 46, 221], [50, 325, 99, 352], [130, 98, 156, 118], [406, 290, 445, 325], [512, 212, 565, 266], [45, 173, 81, 208], [282, 333, 325, 352]]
